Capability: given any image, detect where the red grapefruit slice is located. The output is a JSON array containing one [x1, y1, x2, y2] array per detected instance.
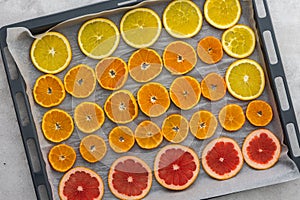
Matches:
[[202, 137, 243, 180], [242, 129, 281, 170], [108, 156, 152, 199], [154, 144, 200, 190], [59, 167, 104, 200]]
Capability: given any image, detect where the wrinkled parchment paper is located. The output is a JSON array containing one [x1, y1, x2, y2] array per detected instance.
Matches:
[[6, 0, 300, 199]]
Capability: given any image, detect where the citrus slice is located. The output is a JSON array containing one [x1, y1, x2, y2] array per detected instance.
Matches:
[[202, 137, 244, 180], [33, 74, 65, 108], [242, 129, 281, 170], [225, 59, 265, 101], [189, 110, 218, 140], [108, 126, 135, 153], [204, 0, 241, 29], [163, 0, 203, 38], [95, 57, 128, 90], [79, 134, 107, 163], [219, 104, 245, 132], [74, 102, 105, 134], [104, 90, 138, 124], [137, 82, 170, 117], [197, 36, 223, 64], [135, 120, 163, 149], [162, 114, 189, 143], [30, 32, 72, 74], [120, 8, 161, 48], [64, 64, 96, 98], [78, 18, 120, 59], [128, 48, 163, 82], [48, 144, 76, 173], [222, 24, 256, 58], [154, 144, 200, 190], [108, 156, 152, 199], [59, 167, 104, 200], [246, 100, 273, 126], [169, 76, 201, 110], [201, 73, 226, 101], [42, 109, 74, 143], [163, 41, 197, 75]]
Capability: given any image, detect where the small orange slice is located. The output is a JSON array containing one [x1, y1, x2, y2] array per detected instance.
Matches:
[[128, 48, 163, 82], [74, 102, 105, 134], [64, 64, 96, 98], [246, 100, 273, 126], [169, 76, 201, 110], [135, 120, 163, 149], [162, 114, 189, 143], [201, 73, 226, 101], [189, 110, 218, 139], [79, 134, 107, 163], [197, 36, 223, 64], [42, 109, 74, 143], [104, 90, 138, 124], [33, 74, 65, 108], [219, 104, 245, 131], [163, 41, 197, 75], [95, 57, 128, 90], [108, 126, 135, 153], [137, 82, 170, 117], [48, 144, 76, 172]]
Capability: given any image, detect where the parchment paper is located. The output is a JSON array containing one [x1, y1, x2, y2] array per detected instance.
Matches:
[[6, 0, 300, 199]]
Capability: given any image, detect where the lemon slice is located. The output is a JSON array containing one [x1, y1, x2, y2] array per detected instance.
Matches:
[[163, 0, 202, 38], [204, 0, 241, 29], [30, 32, 72, 74], [120, 8, 161, 48], [78, 18, 120, 59], [225, 59, 265, 101]]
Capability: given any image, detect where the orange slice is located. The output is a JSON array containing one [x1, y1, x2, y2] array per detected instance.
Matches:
[[135, 120, 163, 149], [74, 102, 105, 134], [33, 74, 65, 108], [108, 126, 135, 153], [104, 90, 138, 124], [197, 36, 223, 64], [137, 82, 170, 117], [48, 144, 76, 172], [246, 100, 273, 126], [95, 57, 128, 90], [163, 41, 197, 75], [219, 104, 245, 131], [162, 114, 189, 143], [79, 134, 107, 163], [189, 110, 218, 139], [128, 48, 163, 82], [169, 76, 201, 110], [201, 73, 226, 101], [42, 109, 74, 143], [64, 64, 96, 98]]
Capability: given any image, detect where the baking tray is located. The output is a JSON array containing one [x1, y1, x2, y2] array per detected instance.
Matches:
[[0, 0, 300, 199]]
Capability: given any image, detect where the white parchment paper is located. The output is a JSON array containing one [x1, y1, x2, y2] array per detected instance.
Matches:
[[6, 0, 300, 199]]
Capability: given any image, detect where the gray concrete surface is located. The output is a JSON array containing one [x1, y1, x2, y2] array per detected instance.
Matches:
[[0, 0, 300, 199]]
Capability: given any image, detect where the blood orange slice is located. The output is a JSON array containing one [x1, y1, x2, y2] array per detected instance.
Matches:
[[154, 144, 200, 190], [108, 156, 152, 199], [242, 129, 281, 170], [59, 167, 104, 200], [202, 137, 243, 180]]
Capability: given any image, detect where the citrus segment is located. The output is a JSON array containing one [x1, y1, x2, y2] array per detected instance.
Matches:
[[135, 120, 163, 149], [128, 48, 163, 82], [163, 41, 197, 75], [154, 144, 200, 190], [95, 57, 128, 90], [64, 64, 96, 98], [48, 144, 76, 172], [33, 74, 65, 108], [201, 73, 226, 101], [162, 114, 189, 143], [197, 36, 223, 64], [120, 8, 161, 48], [246, 100, 273, 126], [78, 18, 120, 59], [79, 134, 107, 163], [218, 104, 245, 131], [108, 126, 135, 153], [108, 156, 152, 199], [30, 32, 72, 74]]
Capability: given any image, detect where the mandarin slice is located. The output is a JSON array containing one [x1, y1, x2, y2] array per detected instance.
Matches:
[[48, 144, 76, 172], [162, 114, 189, 143], [79, 134, 107, 163], [201, 73, 226, 101], [219, 104, 245, 131], [197, 36, 223, 64], [135, 120, 163, 149], [108, 126, 135, 153], [246, 100, 273, 126]]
